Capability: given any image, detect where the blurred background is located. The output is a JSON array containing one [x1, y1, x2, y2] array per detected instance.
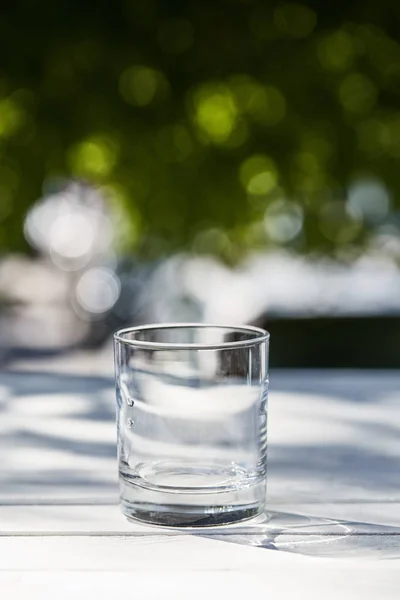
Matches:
[[1, 0, 400, 368]]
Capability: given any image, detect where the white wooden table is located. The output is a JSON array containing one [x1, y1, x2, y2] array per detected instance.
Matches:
[[1, 366, 399, 599]]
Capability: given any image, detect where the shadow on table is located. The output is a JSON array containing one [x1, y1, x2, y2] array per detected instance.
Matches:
[[1, 370, 399, 540], [269, 444, 400, 499], [0, 370, 117, 500], [271, 369, 400, 404], [197, 509, 400, 560], [268, 370, 400, 502]]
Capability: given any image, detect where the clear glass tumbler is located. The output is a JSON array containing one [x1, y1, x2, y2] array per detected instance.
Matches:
[[114, 323, 269, 527]]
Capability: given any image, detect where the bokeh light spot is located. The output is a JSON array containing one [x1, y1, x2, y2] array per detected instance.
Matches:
[[248, 172, 277, 195], [291, 148, 328, 193], [193, 84, 238, 144], [0, 98, 26, 138], [361, 26, 400, 76], [296, 152, 322, 174], [246, 85, 285, 126], [319, 201, 362, 244], [76, 267, 121, 316], [119, 66, 169, 107], [347, 178, 391, 223], [50, 212, 94, 260], [339, 73, 378, 114], [239, 155, 278, 195], [193, 228, 232, 257], [24, 182, 114, 270], [274, 3, 317, 39], [317, 31, 356, 72], [264, 199, 303, 243], [300, 133, 334, 163], [220, 118, 249, 148], [158, 18, 194, 55], [229, 76, 285, 126], [69, 136, 119, 178], [358, 115, 400, 158], [229, 75, 259, 110]]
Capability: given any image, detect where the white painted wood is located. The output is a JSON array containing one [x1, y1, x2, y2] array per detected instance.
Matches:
[[2, 370, 400, 503], [1, 370, 399, 599], [274, 502, 400, 529], [0, 538, 399, 600], [1, 504, 399, 534]]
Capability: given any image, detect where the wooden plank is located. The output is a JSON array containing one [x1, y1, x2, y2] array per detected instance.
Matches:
[[2, 370, 400, 504], [1, 370, 400, 598], [1, 504, 399, 535], [0, 536, 399, 600], [1, 570, 397, 600]]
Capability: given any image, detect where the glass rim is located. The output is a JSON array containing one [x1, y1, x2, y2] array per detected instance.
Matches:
[[114, 322, 270, 350]]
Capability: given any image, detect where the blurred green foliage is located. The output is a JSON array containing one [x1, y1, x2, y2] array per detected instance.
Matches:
[[0, 0, 399, 262]]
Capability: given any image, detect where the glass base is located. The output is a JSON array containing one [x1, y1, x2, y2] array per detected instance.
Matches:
[[119, 462, 266, 527]]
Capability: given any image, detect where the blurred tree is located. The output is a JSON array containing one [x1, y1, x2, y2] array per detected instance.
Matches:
[[0, 0, 399, 262]]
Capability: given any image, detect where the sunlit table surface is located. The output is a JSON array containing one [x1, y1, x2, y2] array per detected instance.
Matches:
[[1, 359, 399, 599]]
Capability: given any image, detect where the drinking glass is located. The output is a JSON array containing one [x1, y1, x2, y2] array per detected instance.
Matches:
[[114, 323, 269, 527]]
